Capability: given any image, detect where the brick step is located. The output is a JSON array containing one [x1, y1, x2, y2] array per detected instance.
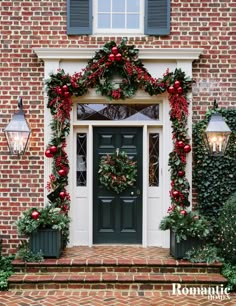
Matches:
[[12, 258, 223, 274], [8, 272, 227, 291]]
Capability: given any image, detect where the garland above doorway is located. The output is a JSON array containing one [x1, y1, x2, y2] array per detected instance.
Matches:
[[43, 39, 192, 241]]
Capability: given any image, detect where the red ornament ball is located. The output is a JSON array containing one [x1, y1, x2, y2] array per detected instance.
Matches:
[[172, 190, 179, 198], [49, 145, 57, 154], [31, 210, 40, 220], [58, 169, 67, 176], [45, 149, 53, 158], [57, 88, 62, 95], [59, 191, 67, 199], [115, 53, 122, 61], [177, 140, 185, 148], [62, 85, 68, 91], [174, 80, 181, 88], [108, 53, 115, 61], [111, 46, 118, 55], [183, 144, 191, 153], [177, 86, 183, 94], [178, 170, 185, 177], [180, 210, 187, 216], [167, 86, 175, 94], [64, 91, 70, 98]]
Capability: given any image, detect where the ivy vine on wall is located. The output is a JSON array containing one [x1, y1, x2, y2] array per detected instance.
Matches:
[[43, 39, 192, 243], [193, 108, 236, 221]]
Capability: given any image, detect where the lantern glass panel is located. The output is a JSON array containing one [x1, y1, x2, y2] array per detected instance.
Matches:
[[5, 131, 30, 155], [205, 131, 230, 155]]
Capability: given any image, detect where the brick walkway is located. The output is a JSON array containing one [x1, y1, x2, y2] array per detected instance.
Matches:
[[3, 246, 236, 305], [0, 290, 235, 305]]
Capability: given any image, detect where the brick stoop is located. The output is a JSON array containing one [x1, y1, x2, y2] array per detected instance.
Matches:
[[9, 247, 227, 291]]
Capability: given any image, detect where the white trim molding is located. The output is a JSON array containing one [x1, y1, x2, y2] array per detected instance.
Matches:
[[34, 48, 203, 61]]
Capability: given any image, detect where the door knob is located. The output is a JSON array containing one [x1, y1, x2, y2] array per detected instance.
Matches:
[[130, 191, 134, 196]]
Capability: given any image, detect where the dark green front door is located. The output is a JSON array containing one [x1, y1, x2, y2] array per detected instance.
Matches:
[[93, 127, 143, 244]]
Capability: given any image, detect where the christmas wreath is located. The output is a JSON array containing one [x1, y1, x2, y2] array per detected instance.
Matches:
[[98, 150, 137, 194]]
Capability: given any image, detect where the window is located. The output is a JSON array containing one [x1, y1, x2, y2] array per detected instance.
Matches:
[[77, 104, 159, 121], [95, 0, 141, 34], [149, 133, 159, 187], [67, 0, 170, 36], [76, 133, 87, 186]]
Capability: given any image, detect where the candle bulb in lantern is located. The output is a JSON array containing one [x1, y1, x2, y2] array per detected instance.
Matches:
[[211, 136, 217, 152], [218, 136, 223, 152]]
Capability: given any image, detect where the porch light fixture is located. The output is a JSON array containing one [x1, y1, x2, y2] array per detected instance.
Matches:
[[204, 100, 231, 156], [4, 97, 31, 156]]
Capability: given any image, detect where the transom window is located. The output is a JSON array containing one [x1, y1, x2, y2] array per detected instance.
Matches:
[[77, 104, 159, 121], [95, 0, 142, 33]]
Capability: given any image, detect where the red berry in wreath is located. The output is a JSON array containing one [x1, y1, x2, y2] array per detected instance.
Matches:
[[167, 86, 175, 94], [49, 145, 57, 154], [172, 190, 179, 198], [108, 53, 115, 61], [111, 46, 118, 55], [180, 210, 187, 216], [183, 144, 191, 153], [58, 169, 67, 176], [115, 53, 122, 61], [62, 85, 68, 91], [178, 170, 185, 177], [31, 210, 40, 220], [45, 149, 53, 158], [174, 80, 181, 88]]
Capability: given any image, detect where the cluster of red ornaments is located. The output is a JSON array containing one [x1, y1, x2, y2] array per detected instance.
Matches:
[[45, 145, 57, 158], [176, 140, 191, 153], [108, 46, 122, 62], [167, 80, 183, 95], [55, 84, 70, 98], [45, 146, 68, 177]]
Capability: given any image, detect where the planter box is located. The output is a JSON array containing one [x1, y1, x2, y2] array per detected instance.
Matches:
[[30, 229, 62, 258], [170, 231, 202, 259]]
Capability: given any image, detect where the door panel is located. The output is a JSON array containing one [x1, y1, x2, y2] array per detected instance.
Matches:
[[93, 127, 142, 244]]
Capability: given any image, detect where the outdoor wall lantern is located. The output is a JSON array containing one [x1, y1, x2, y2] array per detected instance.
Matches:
[[4, 97, 31, 156], [204, 100, 231, 156]]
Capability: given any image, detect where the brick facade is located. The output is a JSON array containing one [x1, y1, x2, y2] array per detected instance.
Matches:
[[0, 0, 235, 253]]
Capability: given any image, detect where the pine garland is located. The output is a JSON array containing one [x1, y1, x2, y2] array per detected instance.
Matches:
[[44, 39, 193, 239]]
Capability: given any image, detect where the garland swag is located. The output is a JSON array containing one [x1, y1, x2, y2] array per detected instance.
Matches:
[[45, 39, 192, 242]]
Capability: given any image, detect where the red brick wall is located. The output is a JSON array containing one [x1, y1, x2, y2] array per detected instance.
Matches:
[[0, 0, 235, 253]]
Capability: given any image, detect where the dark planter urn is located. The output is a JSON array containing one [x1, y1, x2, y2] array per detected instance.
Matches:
[[30, 228, 62, 258], [170, 230, 202, 259]]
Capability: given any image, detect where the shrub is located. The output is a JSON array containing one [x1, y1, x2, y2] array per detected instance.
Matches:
[[217, 193, 236, 264], [184, 244, 223, 264], [0, 240, 14, 291], [222, 263, 236, 292]]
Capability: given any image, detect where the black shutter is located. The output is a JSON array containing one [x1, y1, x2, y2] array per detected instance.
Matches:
[[144, 0, 170, 35], [67, 0, 92, 35]]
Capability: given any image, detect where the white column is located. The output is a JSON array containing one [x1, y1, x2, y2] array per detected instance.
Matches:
[[43, 60, 60, 205]]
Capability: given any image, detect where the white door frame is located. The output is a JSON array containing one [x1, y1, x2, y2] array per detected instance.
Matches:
[[70, 100, 165, 247]]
